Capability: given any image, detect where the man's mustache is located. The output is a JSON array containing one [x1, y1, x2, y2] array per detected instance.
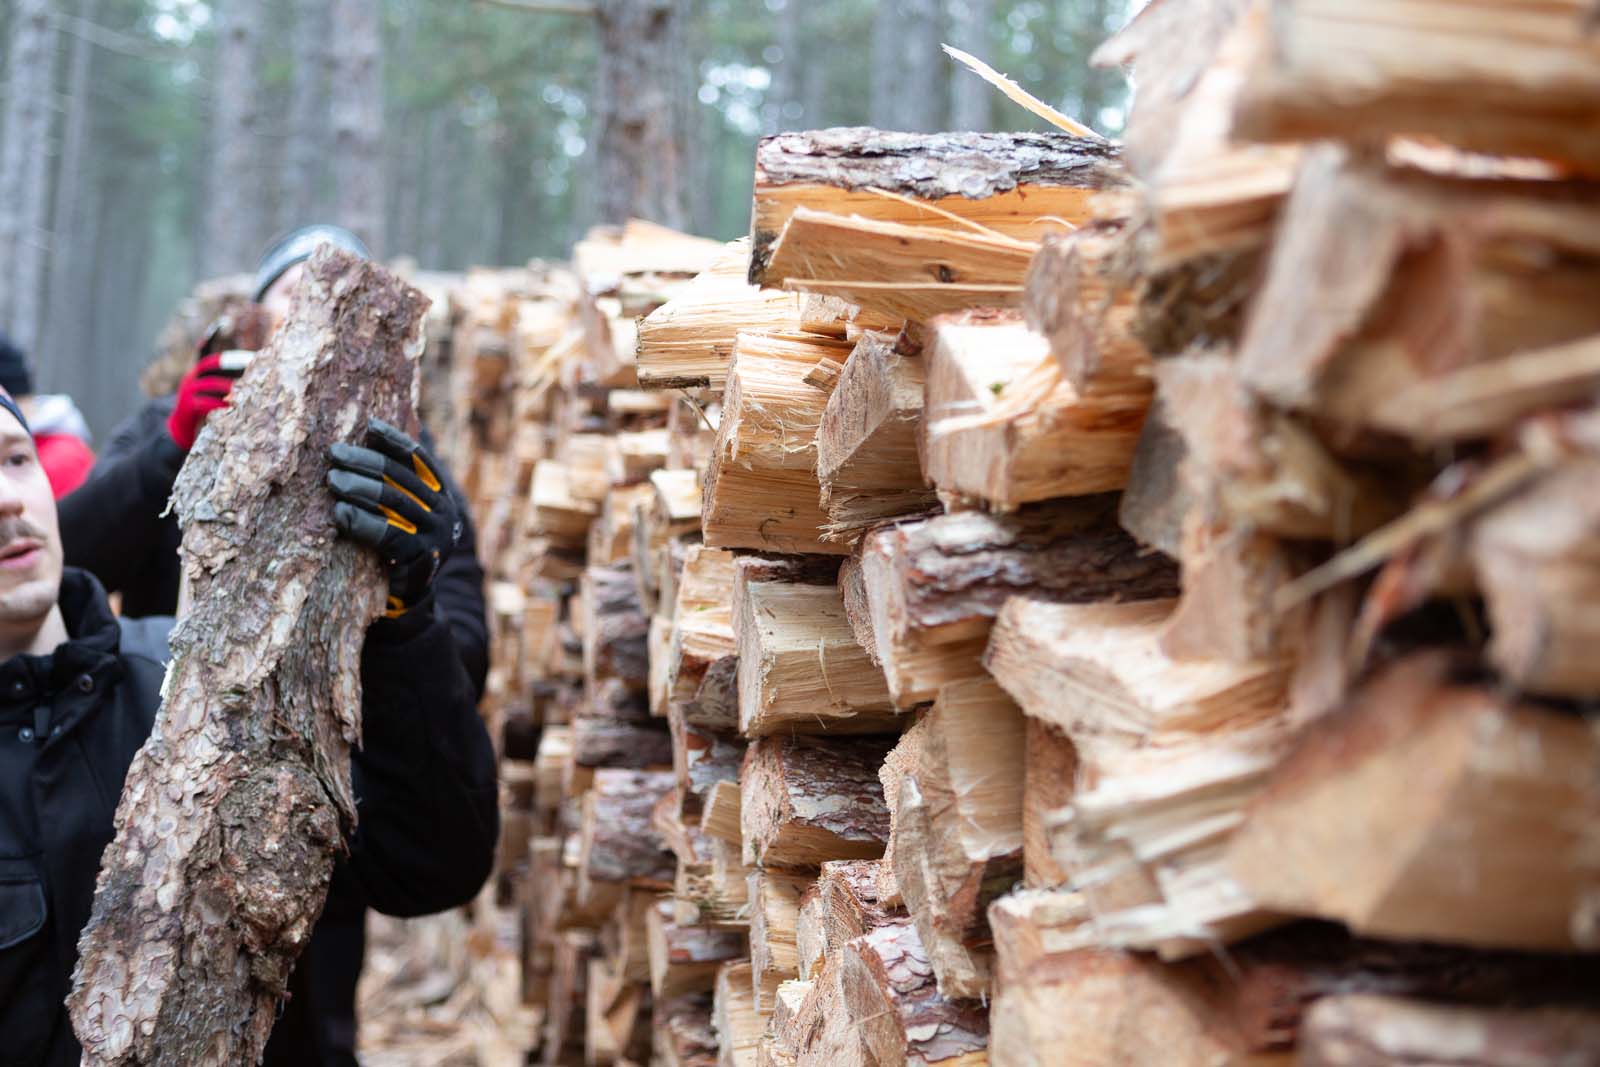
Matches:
[[0, 519, 49, 547]]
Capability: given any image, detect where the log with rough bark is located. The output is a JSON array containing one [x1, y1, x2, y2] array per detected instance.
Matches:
[[714, 961, 764, 1067], [1226, 653, 1600, 952], [741, 736, 896, 869], [860, 496, 1179, 707], [582, 562, 651, 692], [1299, 995, 1600, 1067], [667, 545, 740, 731], [748, 129, 1121, 284], [890, 678, 1027, 998], [572, 715, 675, 771], [658, 993, 720, 1067], [69, 248, 426, 1067], [734, 572, 899, 737], [815, 332, 936, 539], [579, 769, 678, 903], [672, 715, 744, 817], [1232, 0, 1600, 172], [789, 920, 988, 1067], [702, 331, 855, 555], [636, 239, 806, 389], [749, 869, 809, 1016], [757, 979, 812, 1067], [648, 899, 746, 999], [795, 860, 901, 983], [923, 310, 1152, 510]]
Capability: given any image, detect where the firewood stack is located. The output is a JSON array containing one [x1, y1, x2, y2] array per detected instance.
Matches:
[[445, 5, 1600, 1064]]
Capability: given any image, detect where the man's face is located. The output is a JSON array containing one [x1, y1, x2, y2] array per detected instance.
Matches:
[[260, 262, 305, 332], [0, 420, 63, 626]]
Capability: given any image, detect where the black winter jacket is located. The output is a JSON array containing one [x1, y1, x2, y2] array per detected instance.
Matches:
[[57, 396, 490, 693], [0, 571, 498, 1067]]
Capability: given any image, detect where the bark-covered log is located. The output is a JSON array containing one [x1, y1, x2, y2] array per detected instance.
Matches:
[[657, 993, 720, 1067], [582, 562, 651, 692], [750, 129, 1121, 284], [579, 769, 678, 898], [572, 715, 675, 769], [861, 497, 1178, 707], [672, 713, 744, 816], [741, 736, 895, 869], [790, 920, 988, 1067], [69, 248, 426, 1067], [795, 860, 901, 983], [648, 900, 745, 1000]]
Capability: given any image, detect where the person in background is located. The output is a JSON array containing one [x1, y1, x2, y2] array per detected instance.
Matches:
[[0, 389, 497, 1067], [0, 334, 95, 499], [54, 225, 493, 1066]]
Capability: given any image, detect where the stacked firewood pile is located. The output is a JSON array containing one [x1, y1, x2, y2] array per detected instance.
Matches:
[[446, 4, 1600, 1065]]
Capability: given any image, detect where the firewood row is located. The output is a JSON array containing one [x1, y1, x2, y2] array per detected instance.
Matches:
[[441, 4, 1600, 1064]]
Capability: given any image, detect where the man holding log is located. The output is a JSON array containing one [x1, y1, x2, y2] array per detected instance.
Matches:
[[0, 344, 497, 1061]]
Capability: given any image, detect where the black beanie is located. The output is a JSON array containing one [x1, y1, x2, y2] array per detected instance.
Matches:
[[0, 333, 32, 397], [252, 225, 371, 302]]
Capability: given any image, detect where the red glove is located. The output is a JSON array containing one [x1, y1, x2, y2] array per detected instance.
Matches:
[[167, 353, 237, 451]]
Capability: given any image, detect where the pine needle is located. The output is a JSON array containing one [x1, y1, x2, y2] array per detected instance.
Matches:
[[943, 44, 1104, 140]]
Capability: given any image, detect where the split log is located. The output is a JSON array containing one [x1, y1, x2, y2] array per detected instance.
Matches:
[[758, 980, 812, 1067], [702, 331, 856, 556], [636, 239, 806, 389], [657, 994, 720, 1067], [789, 920, 988, 1067], [749, 869, 809, 1013], [795, 860, 901, 983], [741, 736, 896, 869], [585, 957, 650, 1065], [860, 497, 1179, 707], [1299, 995, 1600, 1067], [890, 679, 1027, 998], [1233, 0, 1600, 172], [713, 962, 763, 1067], [762, 208, 1037, 323], [547, 931, 598, 1062], [734, 573, 898, 736], [591, 483, 655, 565], [667, 546, 740, 732], [69, 248, 427, 1067], [1472, 457, 1600, 697], [815, 333, 936, 539], [648, 900, 746, 999], [672, 715, 744, 817], [1023, 221, 1152, 391], [1023, 719, 1076, 889], [985, 596, 1292, 955], [748, 129, 1121, 284], [1226, 653, 1600, 952], [532, 459, 601, 544], [1234, 148, 1600, 433], [702, 779, 743, 847], [923, 310, 1151, 510], [876, 716, 928, 908]]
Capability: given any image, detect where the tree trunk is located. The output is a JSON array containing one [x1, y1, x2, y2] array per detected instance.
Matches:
[[40, 0, 100, 394], [203, 0, 267, 278], [947, 0, 993, 130], [899, 0, 945, 132], [869, 0, 900, 129], [68, 248, 427, 1067], [330, 0, 386, 254], [0, 0, 60, 352], [282, 0, 331, 231], [593, 0, 687, 228]]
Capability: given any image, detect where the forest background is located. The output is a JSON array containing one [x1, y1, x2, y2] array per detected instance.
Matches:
[[0, 0, 1130, 438]]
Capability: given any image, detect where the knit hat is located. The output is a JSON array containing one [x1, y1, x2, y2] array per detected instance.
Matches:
[[0, 332, 33, 397], [252, 224, 372, 302]]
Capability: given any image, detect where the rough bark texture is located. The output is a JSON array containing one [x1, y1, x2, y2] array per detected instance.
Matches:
[[204, 0, 268, 277], [796, 860, 901, 982], [330, 0, 386, 254], [649, 900, 745, 999], [749, 129, 1122, 283], [580, 768, 678, 891], [594, 0, 687, 228], [792, 920, 989, 1067], [572, 715, 674, 769], [583, 562, 652, 692], [741, 736, 896, 869], [671, 714, 744, 815], [69, 248, 426, 1067]]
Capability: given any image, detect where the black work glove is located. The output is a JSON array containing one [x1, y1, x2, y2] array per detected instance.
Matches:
[[327, 418, 463, 618]]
